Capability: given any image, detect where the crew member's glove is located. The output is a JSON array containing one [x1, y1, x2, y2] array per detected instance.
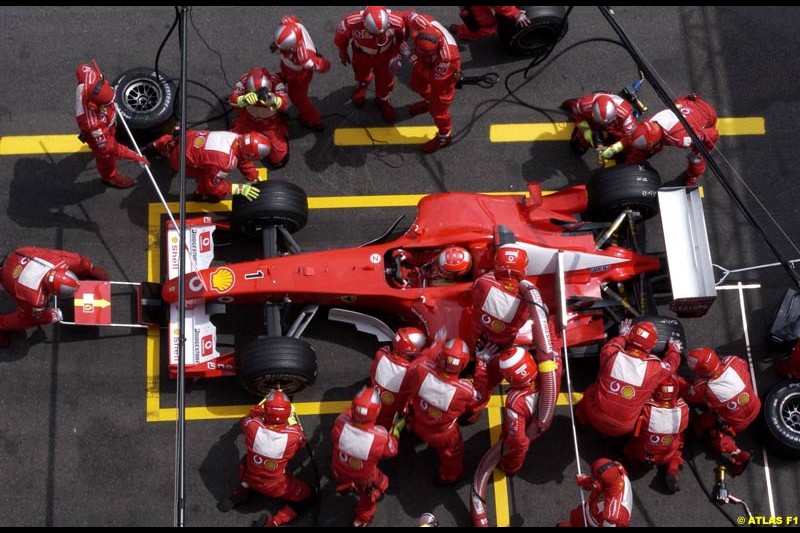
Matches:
[[260, 92, 282, 110], [399, 41, 411, 59], [668, 338, 683, 353], [134, 153, 150, 169], [577, 121, 594, 147], [601, 141, 624, 160], [476, 342, 499, 363], [515, 12, 530, 27], [619, 318, 633, 336], [338, 49, 351, 66], [90, 265, 110, 281], [231, 183, 260, 201], [269, 42, 278, 53], [388, 55, 403, 74], [236, 92, 259, 107], [390, 416, 406, 438], [47, 308, 63, 324]]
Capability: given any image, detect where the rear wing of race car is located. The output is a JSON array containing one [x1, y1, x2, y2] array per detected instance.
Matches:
[[658, 186, 717, 318], [165, 217, 229, 376]]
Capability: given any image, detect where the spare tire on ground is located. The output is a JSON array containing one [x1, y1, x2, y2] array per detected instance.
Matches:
[[586, 163, 662, 222], [113, 67, 176, 146], [763, 379, 800, 458], [497, 6, 569, 56]]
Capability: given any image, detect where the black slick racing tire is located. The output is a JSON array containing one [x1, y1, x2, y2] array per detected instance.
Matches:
[[235, 336, 318, 397], [232, 180, 309, 238], [763, 379, 800, 458], [497, 6, 569, 56], [112, 67, 176, 145], [631, 315, 686, 357], [586, 163, 662, 222]]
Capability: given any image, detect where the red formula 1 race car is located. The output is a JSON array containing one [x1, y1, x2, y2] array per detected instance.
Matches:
[[160, 165, 717, 396]]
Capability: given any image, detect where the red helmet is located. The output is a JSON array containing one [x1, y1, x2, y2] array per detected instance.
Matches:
[[262, 389, 292, 424], [239, 131, 271, 160], [626, 321, 658, 352], [415, 27, 440, 54], [363, 6, 390, 45], [351, 386, 381, 426], [494, 245, 528, 280], [592, 94, 618, 126], [75, 63, 94, 83], [392, 327, 427, 360], [45, 269, 79, 298], [631, 120, 663, 150], [436, 246, 472, 280], [591, 458, 625, 489], [687, 347, 720, 377], [499, 347, 537, 388], [77, 62, 115, 106], [436, 338, 470, 375], [246, 67, 272, 94], [274, 18, 302, 51], [653, 375, 679, 404]]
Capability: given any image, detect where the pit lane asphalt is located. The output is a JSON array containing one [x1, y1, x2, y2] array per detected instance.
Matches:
[[1, 6, 799, 527]]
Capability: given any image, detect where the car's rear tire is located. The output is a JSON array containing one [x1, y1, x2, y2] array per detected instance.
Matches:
[[632, 314, 686, 357], [586, 163, 662, 222], [112, 67, 176, 145], [235, 336, 318, 397], [232, 180, 309, 238], [763, 379, 800, 458], [497, 6, 569, 56]]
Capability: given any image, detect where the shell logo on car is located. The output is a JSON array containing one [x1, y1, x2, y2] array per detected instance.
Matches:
[[210, 267, 235, 293]]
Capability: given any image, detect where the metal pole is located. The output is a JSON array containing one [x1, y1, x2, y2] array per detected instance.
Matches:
[[174, 5, 190, 528], [556, 252, 587, 523]]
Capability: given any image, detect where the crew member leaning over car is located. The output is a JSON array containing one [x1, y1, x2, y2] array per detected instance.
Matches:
[[147, 129, 268, 203], [576, 319, 681, 437], [467, 245, 559, 426]]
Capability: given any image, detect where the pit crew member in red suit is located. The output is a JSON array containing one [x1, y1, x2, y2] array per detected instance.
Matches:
[[600, 93, 718, 186], [469, 245, 558, 425], [148, 129, 268, 202], [219, 389, 313, 527], [576, 319, 681, 437], [271, 15, 331, 132], [496, 346, 555, 475], [559, 458, 633, 527], [560, 92, 636, 153], [448, 6, 529, 41], [403, 338, 479, 485], [334, 6, 408, 123], [228, 67, 290, 169], [370, 327, 445, 428], [683, 347, 760, 475], [403, 12, 461, 153], [331, 387, 400, 527], [0, 246, 109, 348], [623, 375, 689, 493], [75, 62, 148, 188]]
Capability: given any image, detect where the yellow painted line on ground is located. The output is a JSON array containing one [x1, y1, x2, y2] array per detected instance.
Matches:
[[0, 118, 767, 155], [0, 134, 90, 155], [717, 117, 765, 135], [491, 122, 573, 143], [490, 117, 766, 143], [487, 393, 510, 528], [334, 126, 438, 146]]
